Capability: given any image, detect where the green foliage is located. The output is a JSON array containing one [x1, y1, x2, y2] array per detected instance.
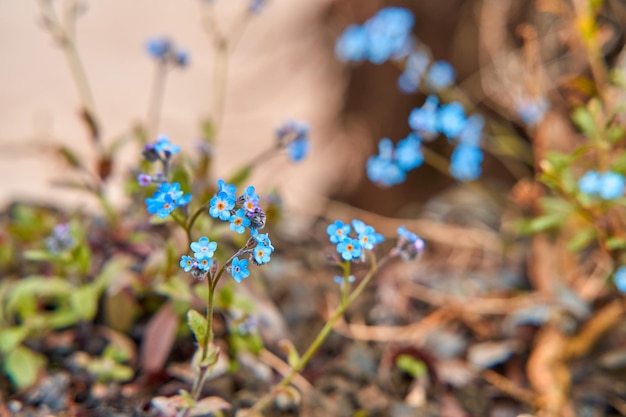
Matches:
[[3, 346, 46, 390], [187, 309, 208, 347], [395, 354, 427, 378]]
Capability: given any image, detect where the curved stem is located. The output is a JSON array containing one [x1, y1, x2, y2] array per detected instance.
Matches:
[[246, 254, 389, 415], [186, 202, 213, 244]]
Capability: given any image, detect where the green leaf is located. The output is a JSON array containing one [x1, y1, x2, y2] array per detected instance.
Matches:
[[73, 243, 92, 276], [607, 236, 626, 250], [396, 354, 427, 378], [171, 166, 192, 198], [155, 278, 192, 302], [559, 167, 577, 194], [8, 276, 72, 304], [0, 326, 30, 354], [227, 165, 252, 188], [187, 309, 208, 347], [216, 284, 234, 309], [539, 196, 573, 214], [229, 331, 263, 355], [57, 146, 85, 170], [148, 215, 174, 225], [610, 152, 626, 173], [94, 256, 133, 290], [571, 106, 597, 138], [567, 227, 596, 251], [543, 151, 578, 176], [278, 340, 300, 368], [607, 125, 626, 144], [109, 363, 134, 382], [46, 309, 81, 329], [22, 250, 57, 262], [3, 346, 46, 389], [517, 213, 566, 235], [70, 285, 99, 320], [201, 118, 216, 142]]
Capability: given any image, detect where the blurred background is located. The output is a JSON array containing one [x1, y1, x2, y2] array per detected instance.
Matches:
[[0, 0, 510, 225]]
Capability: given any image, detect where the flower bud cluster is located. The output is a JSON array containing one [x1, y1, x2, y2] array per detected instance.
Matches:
[[391, 226, 425, 261], [145, 37, 189, 67]]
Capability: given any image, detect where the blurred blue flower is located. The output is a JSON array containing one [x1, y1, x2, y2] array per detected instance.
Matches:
[[458, 114, 484, 146], [579, 170, 601, 195], [145, 182, 191, 218], [449, 144, 483, 181], [335, 25, 368, 62], [516, 96, 549, 126], [599, 171, 625, 200], [613, 266, 626, 292], [335, 7, 414, 64], [249, 0, 264, 13], [146, 37, 172, 60], [437, 102, 466, 139], [579, 170, 624, 200], [276, 119, 311, 162], [145, 36, 189, 68], [366, 157, 406, 187], [409, 95, 439, 136], [426, 60, 455, 90], [154, 134, 181, 156], [397, 50, 430, 94], [395, 133, 423, 171], [287, 136, 310, 162]]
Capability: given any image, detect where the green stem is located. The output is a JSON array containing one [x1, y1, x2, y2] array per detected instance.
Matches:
[[170, 211, 187, 230], [186, 202, 212, 244], [188, 248, 244, 401], [420, 146, 452, 177], [246, 254, 388, 415]]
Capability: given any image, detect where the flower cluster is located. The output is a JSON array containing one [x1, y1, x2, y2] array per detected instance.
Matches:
[[180, 237, 217, 279], [335, 7, 414, 64], [392, 226, 425, 260], [138, 135, 182, 186], [578, 170, 625, 200], [138, 135, 192, 218], [45, 223, 75, 254], [276, 120, 310, 163], [178, 181, 274, 283], [327, 219, 384, 261], [367, 95, 485, 186], [410, 95, 484, 181], [398, 51, 456, 94], [209, 180, 267, 231], [146, 182, 192, 218], [145, 37, 189, 67], [334, 7, 457, 95], [367, 134, 423, 187]]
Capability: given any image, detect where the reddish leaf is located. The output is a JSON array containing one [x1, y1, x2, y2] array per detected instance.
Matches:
[[140, 302, 179, 373]]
